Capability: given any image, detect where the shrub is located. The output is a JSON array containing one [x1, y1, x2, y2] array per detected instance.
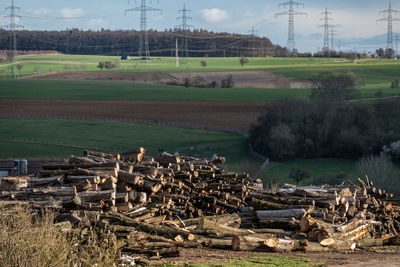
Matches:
[[240, 56, 249, 67], [16, 64, 23, 72], [391, 79, 399, 89], [97, 61, 105, 70], [209, 80, 217, 88], [0, 205, 119, 266], [383, 140, 400, 161], [311, 71, 362, 100], [375, 90, 384, 97], [221, 74, 234, 88], [289, 167, 310, 185], [33, 66, 43, 74], [357, 154, 398, 190], [248, 98, 377, 161]]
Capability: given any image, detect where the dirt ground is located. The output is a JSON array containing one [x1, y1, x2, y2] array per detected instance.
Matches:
[[32, 70, 311, 89], [165, 247, 400, 266], [0, 99, 265, 132], [173, 71, 312, 89], [31, 71, 172, 84]]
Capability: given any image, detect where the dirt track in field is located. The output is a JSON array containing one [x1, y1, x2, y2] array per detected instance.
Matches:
[[30, 70, 312, 89], [0, 99, 266, 132]]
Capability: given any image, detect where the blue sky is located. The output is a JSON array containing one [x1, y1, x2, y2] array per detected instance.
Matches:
[[0, 0, 399, 52]]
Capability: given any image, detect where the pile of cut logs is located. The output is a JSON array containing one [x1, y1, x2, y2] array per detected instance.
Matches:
[[0, 148, 399, 265]]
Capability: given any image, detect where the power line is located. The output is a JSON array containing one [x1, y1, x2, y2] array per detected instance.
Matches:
[[395, 33, 400, 57], [377, 1, 399, 58], [22, 12, 122, 21], [275, 0, 306, 56], [125, 0, 162, 68], [176, 3, 193, 59], [330, 27, 338, 52]]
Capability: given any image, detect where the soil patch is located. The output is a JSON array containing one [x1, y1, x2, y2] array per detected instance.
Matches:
[[29, 72, 172, 84], [173, 70, 312, 89], [164, 247, 400, 266], [0, 99, 265, 132], [30, 70, 311, 89]]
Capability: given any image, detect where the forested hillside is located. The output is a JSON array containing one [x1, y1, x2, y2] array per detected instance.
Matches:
[[0, 29, 286, 57]]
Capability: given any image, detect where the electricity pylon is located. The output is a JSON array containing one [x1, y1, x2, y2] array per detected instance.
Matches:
[[276, 0, 307, 56], [176, 4, 193, 60], [248, 26, 259, 58], [125, 0, 162, 67], [377, 1, 399, 58], [3, 0, 23, 78], [319, 8, 333, 53]]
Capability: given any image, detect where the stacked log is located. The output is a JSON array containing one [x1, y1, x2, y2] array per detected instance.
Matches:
[[0, 148, 399, 263]]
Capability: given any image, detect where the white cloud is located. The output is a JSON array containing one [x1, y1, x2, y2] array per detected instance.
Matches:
[[61, 8, 84, 19], [88, 18, 107, 29], [30, 8, 53, 16], [202, 8, 228, 23]]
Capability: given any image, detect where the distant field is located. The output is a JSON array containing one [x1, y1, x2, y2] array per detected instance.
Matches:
[[0, 119, 359, 185], [0, 79, 399, 102], [0, 55, 398, 84], [1, 55, 398, 186], [0, 55, 399, 101]]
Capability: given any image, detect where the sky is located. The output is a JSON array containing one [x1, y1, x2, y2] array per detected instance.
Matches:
[[0, 0, 399, 53]]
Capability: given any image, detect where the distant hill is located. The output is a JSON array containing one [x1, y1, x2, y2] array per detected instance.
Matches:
[[0, 29, 287, 57]]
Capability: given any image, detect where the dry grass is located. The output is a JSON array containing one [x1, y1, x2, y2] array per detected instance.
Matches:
[[0, 205, 119, 267]]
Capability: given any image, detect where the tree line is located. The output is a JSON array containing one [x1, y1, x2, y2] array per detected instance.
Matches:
[[249, 72, 400, 161], [0, 29, 287, 57]]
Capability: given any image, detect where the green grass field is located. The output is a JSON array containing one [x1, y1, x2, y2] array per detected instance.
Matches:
[[1, 55, 399, 186], [1, 55, 399, 102], [0, 119, 359, 185], [0, 79, 398, 102], [0, 55, 399, 85]]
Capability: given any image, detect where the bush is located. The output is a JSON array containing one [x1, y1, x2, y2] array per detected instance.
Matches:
[[383, 140, 400, 161], [311, 71, 362, 100], [289, 167, 310, 185], [391, 79, 399, 89], [0, 205, 72, 266], [240, 56, 249, 67], [357, 154, 398, 191], [0, 205, 119, 266], [97, 61, 105, 70], [375, 90, 384, 97], [248, 98, 377, 161], [16, 64, 23, 72], [209, 80, 217, 88], [33, 66, 43, 74], [221, 75, 234, 88]]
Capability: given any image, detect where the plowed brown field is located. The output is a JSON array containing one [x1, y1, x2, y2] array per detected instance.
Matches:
[[0, 99, 266, 132]]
